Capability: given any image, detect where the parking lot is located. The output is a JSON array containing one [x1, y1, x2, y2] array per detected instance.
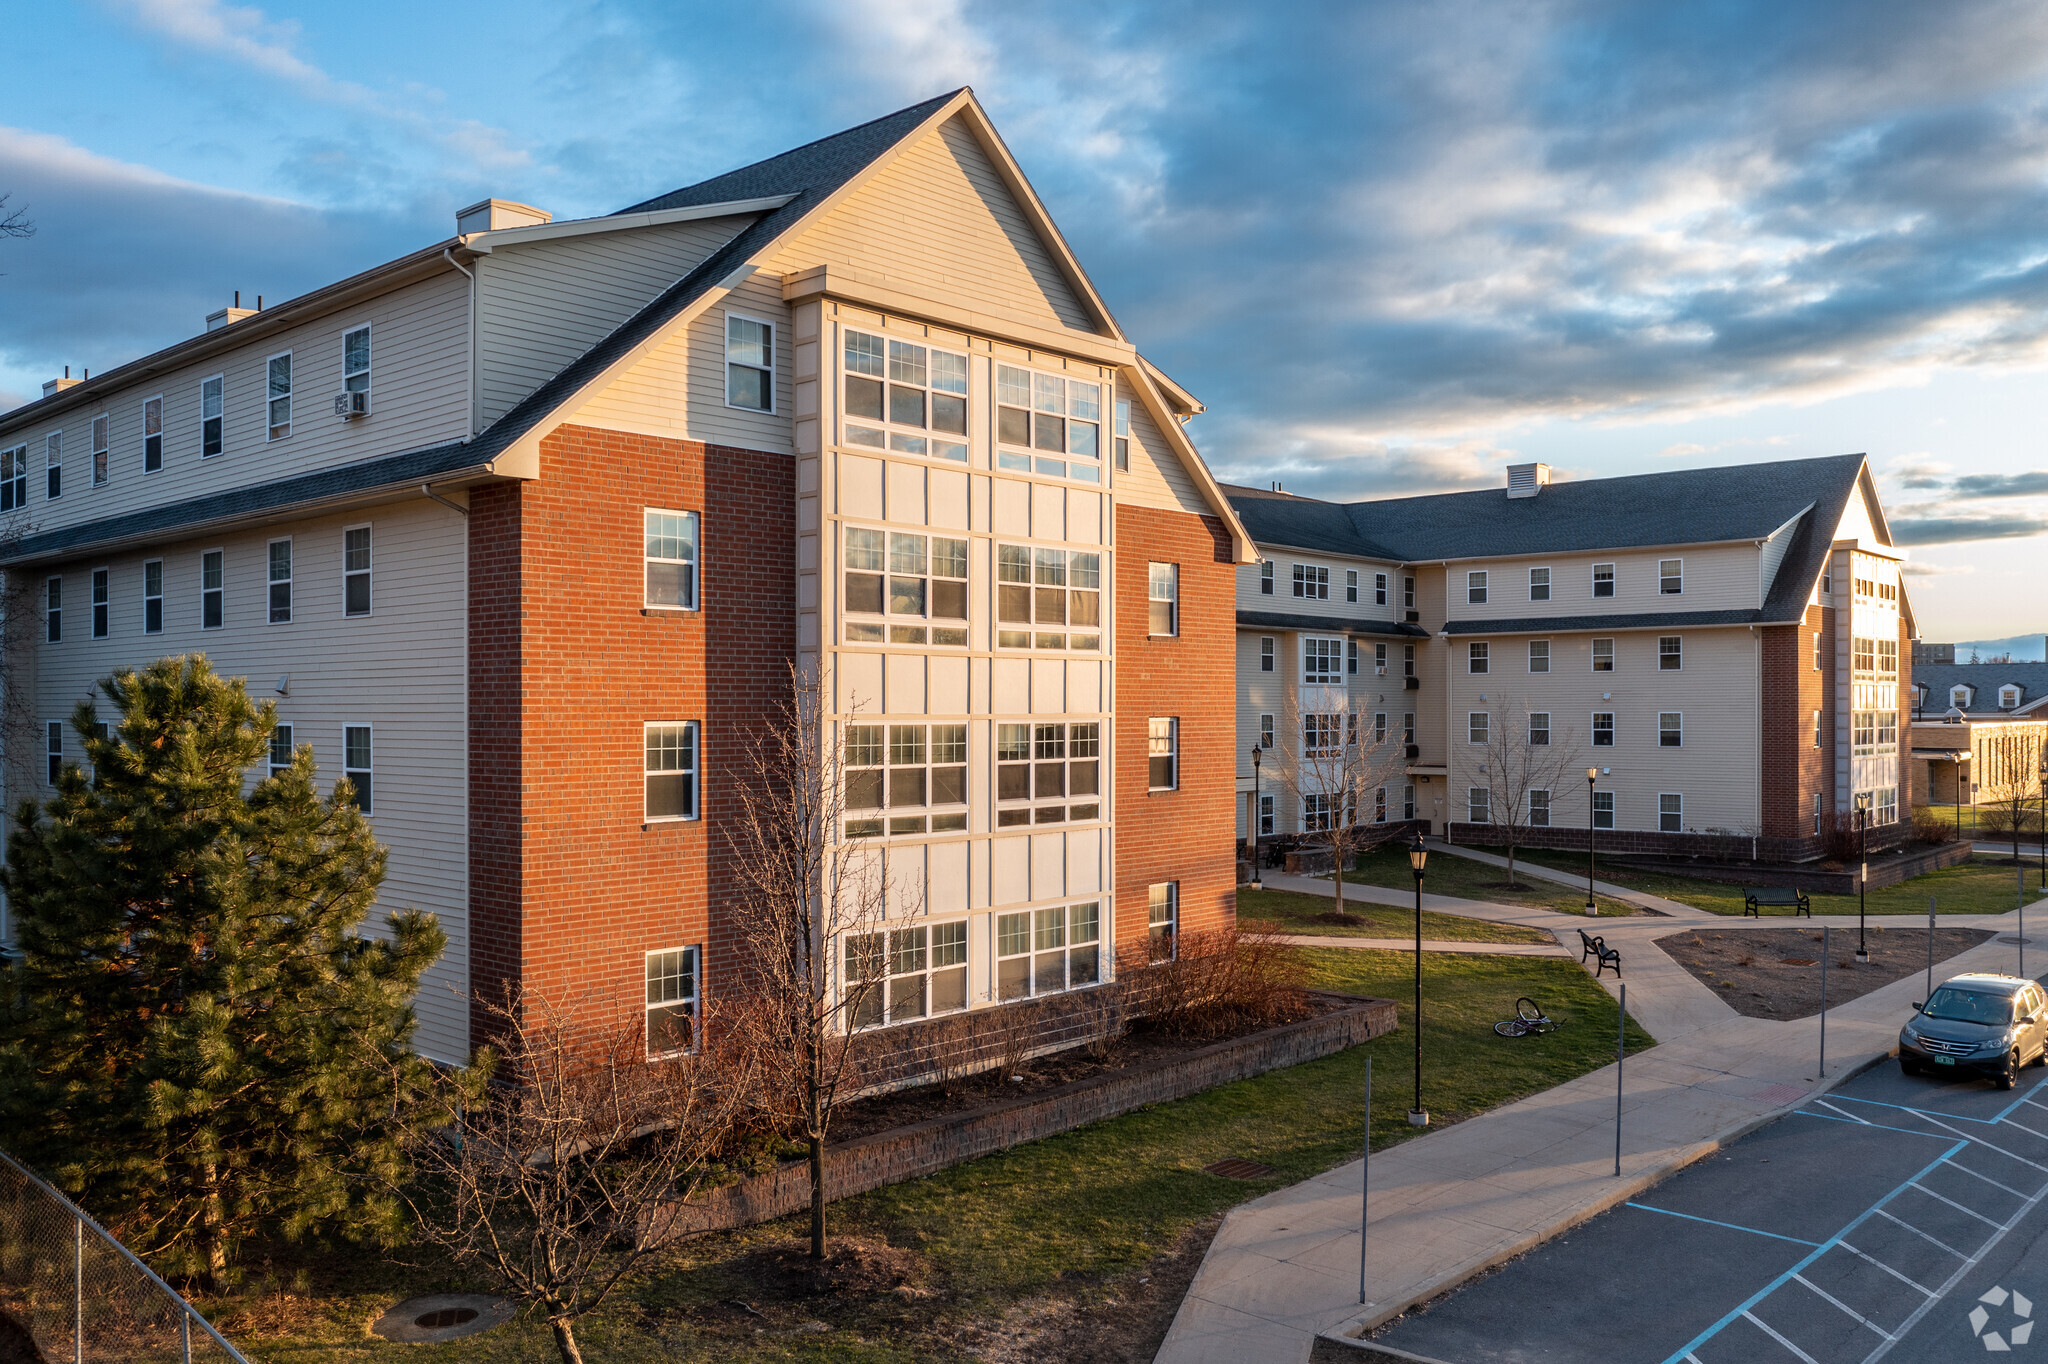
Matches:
[[1368, 1060, 2048, 1363]]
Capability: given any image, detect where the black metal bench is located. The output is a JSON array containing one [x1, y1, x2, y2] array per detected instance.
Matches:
[[1578, 928, 1621, 978], [1742, 886, 1811, 918]]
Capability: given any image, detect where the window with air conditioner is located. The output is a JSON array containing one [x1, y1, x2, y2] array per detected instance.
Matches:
[[343, 325, 371, 415]]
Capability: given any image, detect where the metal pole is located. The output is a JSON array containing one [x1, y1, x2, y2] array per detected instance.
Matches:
[[1411, 866, 1426, 1125], [1820, 925, 1829, 1078], [1587, 776, 1597, 916], [1927, 895, 1936, 1004], [183, 1308, 192, 1364], [1856, 807, 1868, 963], [73, 1214, 82, 1364], [1359, 1056, 1371, 1306], [1615, 982, 1626, 1177]]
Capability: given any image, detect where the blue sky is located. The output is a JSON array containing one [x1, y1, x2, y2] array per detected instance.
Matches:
[[2, 0, 2045, 648]]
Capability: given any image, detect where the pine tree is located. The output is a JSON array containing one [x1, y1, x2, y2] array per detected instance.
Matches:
[[0, 656, 445, 1281]]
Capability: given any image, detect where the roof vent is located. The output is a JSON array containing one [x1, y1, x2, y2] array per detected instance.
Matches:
[[456, 198, 552, 235], [1270, 481, 1283, 493], [1506, 462, 1551, 499], [41, 364, 80, 399], [206, 289, 260, 333]]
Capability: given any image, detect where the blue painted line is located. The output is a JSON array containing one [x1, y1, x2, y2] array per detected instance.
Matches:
[[1623, 1202, 1822, 1247], [1655, 1139, 1970, 1364], [1794, 1109, 1957, 1140], [1828, 1072, 2048, 1126]]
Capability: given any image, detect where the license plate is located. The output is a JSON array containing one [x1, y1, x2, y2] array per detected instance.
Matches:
[[1935, 1056, 1956, 1066]]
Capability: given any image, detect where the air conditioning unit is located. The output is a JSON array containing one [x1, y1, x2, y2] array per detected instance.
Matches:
[[1375, 665, 1387, 676], [1404, 676, 1421, 690], [1405, 610, 1420, 623], [333, 391, 369, 418], [1404, 744, 1420, 759]]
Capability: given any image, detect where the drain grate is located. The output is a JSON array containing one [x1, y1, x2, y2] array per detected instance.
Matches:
[[416, 1308, 480, 1329], [1205, 1158, 1276, 1180]]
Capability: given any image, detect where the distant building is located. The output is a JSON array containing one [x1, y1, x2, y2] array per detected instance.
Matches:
[[1913, 641, 1955, 667], [1910, 661, 2048, 806]]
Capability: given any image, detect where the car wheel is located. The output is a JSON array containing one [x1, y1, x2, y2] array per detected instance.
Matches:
[[1901, 1056, 1921, 1077], [1997, 1051, 2020, 1091]]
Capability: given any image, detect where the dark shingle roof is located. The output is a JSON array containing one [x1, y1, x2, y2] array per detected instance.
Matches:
[[1914, 662, 2048, 715], [1237, 610, 1427, 639]]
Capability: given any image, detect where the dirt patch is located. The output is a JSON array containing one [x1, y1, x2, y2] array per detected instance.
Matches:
[[1660, 926, 1996, 1020], [723, 1235, 928, 1300], [0, 1309, 47, 1364], [964, 1215, 1222, 1364]]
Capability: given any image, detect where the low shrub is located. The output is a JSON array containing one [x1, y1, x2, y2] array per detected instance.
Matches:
[[1123, 922, 1311, 1041], [1914, 806, 1956, 845]]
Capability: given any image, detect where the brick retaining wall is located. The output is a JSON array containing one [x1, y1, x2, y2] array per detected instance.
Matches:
[[1607, 839, 1974, 895], [647, 990, 1396, 1242]]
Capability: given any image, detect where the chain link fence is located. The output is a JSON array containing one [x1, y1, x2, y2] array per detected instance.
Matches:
[[0, 1148, 249, 1363]]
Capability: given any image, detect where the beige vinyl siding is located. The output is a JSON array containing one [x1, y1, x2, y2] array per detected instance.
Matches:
[[1239, 552, 1402, 620], [474, 214, 757, 427], [1111, 377, 1208, 517], [1835, 472, 1887, 546], [1438, 544, 1762, 624], [0, 272, 471, 537], [1757, 510, 1805, 607], [26, 498, 472, 1061], [765, 114, 1093, 334]]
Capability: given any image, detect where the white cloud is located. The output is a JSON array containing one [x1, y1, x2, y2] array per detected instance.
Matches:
[[1900, 561, 1976, 577], [1659, 442, 1708, 457]]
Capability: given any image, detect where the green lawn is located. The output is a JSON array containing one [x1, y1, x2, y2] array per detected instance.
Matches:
[[1915, 804, 2046, 845], [1514, 848, 2048, 917], [1339, 844, 1645, 917], [192, 951, 1649, 1363], [1240, 886, 1554, 944]]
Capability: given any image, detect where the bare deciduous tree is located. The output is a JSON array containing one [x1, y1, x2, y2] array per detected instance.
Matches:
[[378, 989, 748, 1364], [0, 193, 30, 240], [1271, 689, 1412, 915], [1472, 693, 1584, 889], [724, 662, 904, 1259]]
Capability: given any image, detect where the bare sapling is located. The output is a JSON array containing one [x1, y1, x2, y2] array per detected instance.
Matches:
[[1272, 690, 1412, 915], [1475, 693, 1585, 889]]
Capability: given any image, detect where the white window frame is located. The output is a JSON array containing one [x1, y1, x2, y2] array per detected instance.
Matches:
[[1375, 572, 1388, 606], [645, 946, 700, 1057], [1303, 636, 1343, 685], [1951, 685, 1970, 708], [2001, 686, 2021, 709], [268, 720, 295, 780], [856, 721, 978, 835], [1658, 793, 1683, 833], [1659, 559, 1682, 595], [1346, 568, 1359, 603], [1259, 713, 1274, 749], [868, 528, 976, 648], [201, 549, 224, 630], [643, 721, 699, 823], [267, 537, 293, 625], [847, 920, 971, 1027], [1815, 631, 1825, 671], [91, 413, 109, 488], [266, 350, 293, 441], [1659, 711, 1683, 747], [344, 524, 373, 617], [1468, 787, 1490, 824], [1292, 562, 1329, 600], [1258, 793, 1275, 836], [995, 902, 1104, 1001], [143, 559, 163, 635], [1658, 635, 1683, 671], [1260, 561, 1274, 595], [1148, 562, 1178, 636], [46, 720, 62, 787], [200, 374, 224, 458], [1148, 717, 1178, 791], [1813, 792, 1823, 834], [1148, 882, 1179, 962], [44, 575, 59, 643], [846, 328, 975, 465], [992, 358, 1102, 480], [1, 442, 26, 509], [1468, 641, 1489, 674], [1303, 792, 1336, 832], [1114, 399, 1130, 470], [643, 508, 700, 611], [1468, 711, 1489, 744], [724, 311, 775, 413], [343, 322, 372, 414], [1467, 570, 1488, 605], [1529, 711, 1551, 746], [1529, 639, 1550, 673], [143, 395, 163, 473], [1259, 636, 1275, 673], [45, 430, 60, 500], [1593, 790, 1615, 830], [1592, 711, 1615, 747], [1592, 562, 1615, 598], [1529, 788, 1551, 826], [1529, 566, 1550, 601], [90, 567, 108, 639], [1591, 637, 1615, 672], [343, 723, 374, 815], [1813, 709, 1822, 747], [1403, 575, 1415, 609]]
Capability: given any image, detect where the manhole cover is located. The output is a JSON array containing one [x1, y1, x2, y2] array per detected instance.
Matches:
[[371, 1294, 513, 1344], [1996, 936, 2037, 946], [1205, 1158, 1276, 1180]]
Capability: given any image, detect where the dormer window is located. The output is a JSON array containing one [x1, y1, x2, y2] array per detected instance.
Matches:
[[1952, 685, 1973, 709], [2001, 685, 2023, 710]]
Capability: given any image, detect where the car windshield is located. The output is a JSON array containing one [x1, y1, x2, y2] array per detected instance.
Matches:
[[1922, 987, 2015, 1027]]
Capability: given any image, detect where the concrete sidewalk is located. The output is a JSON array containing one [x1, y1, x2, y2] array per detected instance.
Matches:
[[1271, 934, 1569, 957], [1154, 902, 2038, 1364]]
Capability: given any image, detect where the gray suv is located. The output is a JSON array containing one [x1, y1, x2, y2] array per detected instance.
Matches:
[[1899, 974, 2048, 1090]]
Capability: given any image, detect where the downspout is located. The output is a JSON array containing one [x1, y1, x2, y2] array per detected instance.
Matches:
[[1442, 560, 1454, 845], [1751, 624, 1761, 862], [443, 246, 476, 437], [422, 482, 469, 516]]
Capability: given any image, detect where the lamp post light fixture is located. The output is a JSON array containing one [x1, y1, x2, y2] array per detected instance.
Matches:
[[1854, 790, 1872, 964], [1250, 744, 1264, 889], [1585, 767, 1601, 916], [1408, 832, 1429, 1128]]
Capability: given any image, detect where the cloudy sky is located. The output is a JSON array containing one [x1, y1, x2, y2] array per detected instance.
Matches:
[[4, 0, 2047, 648]]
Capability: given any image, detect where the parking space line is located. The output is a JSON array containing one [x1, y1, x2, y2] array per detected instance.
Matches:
[[1907, 1181, 2004, 1227], [1815, 1098, 1871, 1124], [1828, 1074, 2048, 1128], [1997, 1114, 2048, 1142], [1873, 1208, 1967, 1259], [1835, 1240, 1935, 1297], [1623, 1202, 1823, 1247], [1743, 1309, 1823, 1362], [1941, 1157, 2035, 1200], [1904, 1113, 2048, 1172], [1791, 1273, 1892, 1339], [1794, 1109, 1955, 1140]]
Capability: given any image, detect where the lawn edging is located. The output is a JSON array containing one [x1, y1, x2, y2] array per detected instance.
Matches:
[[648, 990, 1398, 1244], [1610, 840, 1972, 895]]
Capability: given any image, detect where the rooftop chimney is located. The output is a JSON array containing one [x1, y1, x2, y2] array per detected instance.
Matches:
[[1506, 462, 1551, 499], [42, 365, 80, 399], [207, 289, 259, 332], [456, 198, 552, 236]]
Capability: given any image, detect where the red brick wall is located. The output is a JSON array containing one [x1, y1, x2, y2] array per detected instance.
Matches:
[[1113, 505, 1238, 958], [466, 423, 794, 1044], [1759, 604, 1833, 846], [1897, 617, 1915, 809]]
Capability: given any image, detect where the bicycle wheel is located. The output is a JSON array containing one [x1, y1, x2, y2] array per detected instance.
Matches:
[[1516, 996, 1544, 1023], [1494, 1019, 1530, 1037]]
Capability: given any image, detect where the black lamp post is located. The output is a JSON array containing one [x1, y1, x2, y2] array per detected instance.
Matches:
[[2038, 751, 2046, 891], [1408, 832, 1429, 1127], [1952, 749, 1965, 844], [1250, 744, 1264, 888], [1854, 790, 1872, 963], [1585, 767, 1600, 916]]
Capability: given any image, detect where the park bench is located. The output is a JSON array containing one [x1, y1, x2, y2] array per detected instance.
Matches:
[[1742, 886, 1811, 918], [1577, 928, 1622, 978]]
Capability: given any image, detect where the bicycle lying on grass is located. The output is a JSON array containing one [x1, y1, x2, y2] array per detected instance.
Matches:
[[1494, 997, 1557, 1038]]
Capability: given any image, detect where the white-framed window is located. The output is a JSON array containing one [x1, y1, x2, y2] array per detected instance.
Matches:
[[1468, 711, 1489, 744], [856, 529, 970, 647], [1874, 639, 1898, 676], [1593, 790, 1615, 829], [46, 721, 62, 786], [344, 526, 372, 616], [1529, 788, 1551, 826], [994, 721, 1101, 827], [1813, 792, 1823, 834], [1114, 399, 1130, 470], [1403, 575, 1415, 609], [997, 544, 1100, 651], [1951, 685, 1971, 708], [1403, 784, 1416, 820], [1260, 636, 1275, 672], [1592, 637, 1614, 672], [1, 443, 26, 508], [1258, 793, 1275, 835], [995, 362, 1102, 481], [343, 724, 374, 814], [644, 509, 699, 611], [725, 312, 774, 412], [143, 560, 162, 634], [1659, 712, 1682, 747], [1468, 641, 1489, 674], [848, 922, 968, 1027], [1592, 563, 1615, 598], [344, 324, 372, 413], [643, 721, 697, 821], [1404, 644, 1415, 677], [1148, 717, 1178, 790], [201, 550, 224, 630], [1375, 572, 1389, 605], [1348, 639, 1359, 675], [2002, 685, 2022, 709], [1149, 562, 1178, 636], [1149, 882, 1178, 962], [91, 414, 108, 487], [1292, 563, 1328, 600], [1658, 636, 1682, 671], [1304, 636, 1343, 684], [1259, 713, 1274, 748], [1592, 712, 1615, 746], [1876, 786, 1898, 825], [143, 395, 163, 472], [1304, 713, 1342, 757], [1403, 711, 1415, 744], [1346, 569, 1359, 603], [1303, 792, 1336, 831], [1374, 786, 1388, 823], [1658, 793, 1682, 833], [850, 722, 971, 836], [1529, 639, 1550, 673], [844, 329, 970, 463], [266, 351, 293, 440], [1469, 787, 1490, 823], [1374, 711, 1389, 743], [646, 947, 699, 1056], [267, 538, 292, 624], [44, 576, 59, 643], [201, 375, 224, 458], [1813, 709, 1822, 747], [45, 430, 61, 499], [90, 568, 108, 638], [1529, 711, 1550, 746], [997, 902, 1102, 1000], [1467, 570, 1488, 605], [1260, 561, 1274, 595], [1659, 559, 1683, 595], [1375, 642, 1388, 673], [268, 722, 295, 780], [1530, 567, 1550, 601]]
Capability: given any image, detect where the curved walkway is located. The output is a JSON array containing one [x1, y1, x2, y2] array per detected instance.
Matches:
[[1270, 934, 1568, 957]]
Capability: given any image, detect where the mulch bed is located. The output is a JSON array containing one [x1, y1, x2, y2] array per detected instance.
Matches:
[[1660, 926, 1997, 1020]]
